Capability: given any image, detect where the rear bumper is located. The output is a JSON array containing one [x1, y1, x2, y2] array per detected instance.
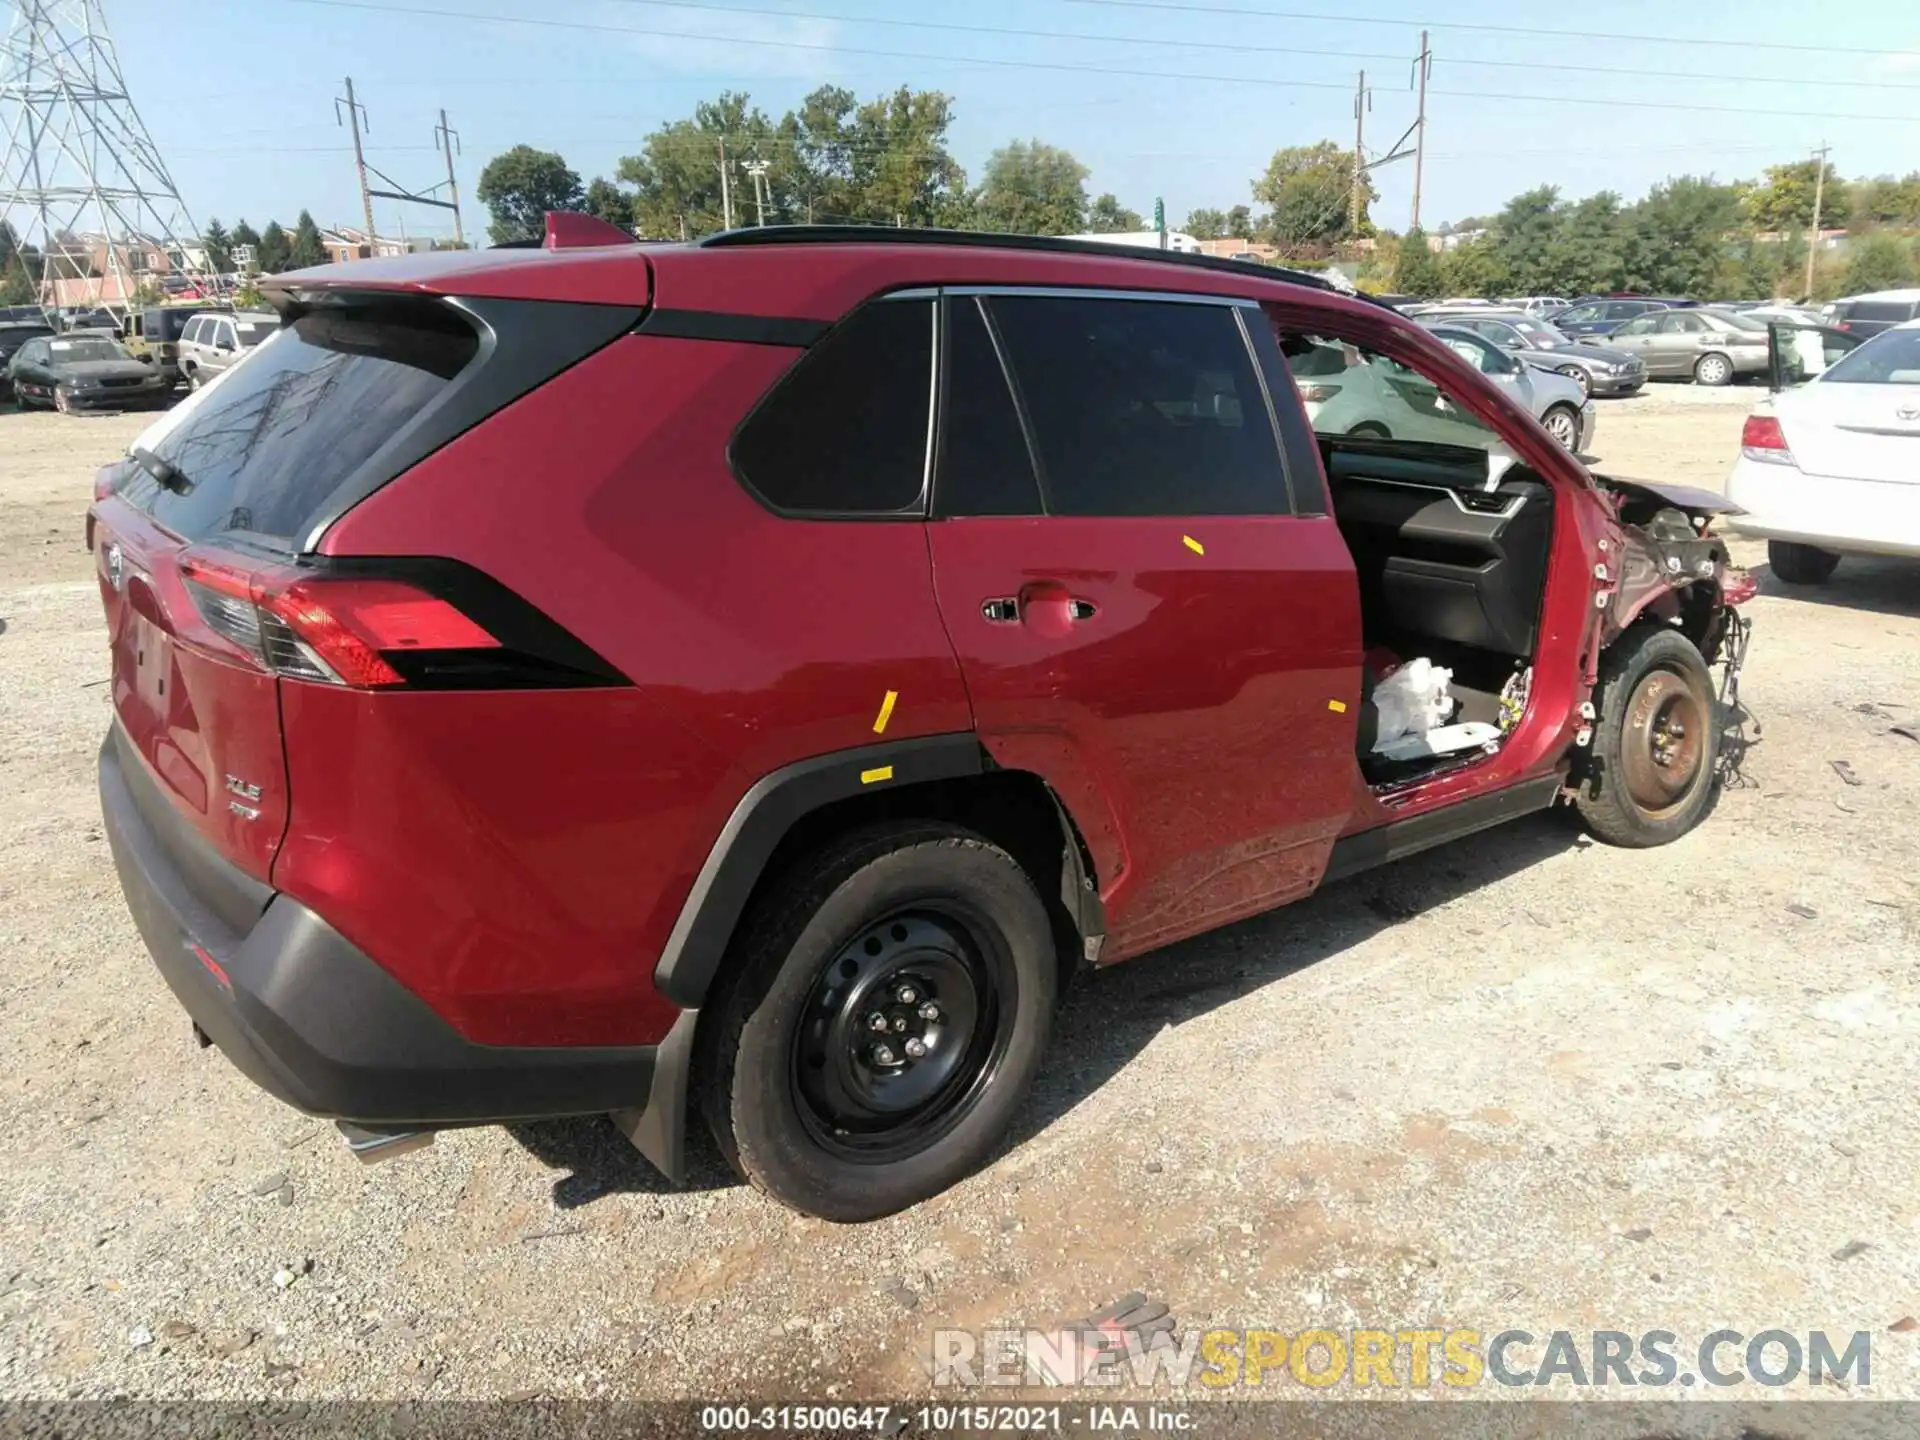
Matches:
[[98, 725, 665, 1128], [1723, 457, 1920, 558]]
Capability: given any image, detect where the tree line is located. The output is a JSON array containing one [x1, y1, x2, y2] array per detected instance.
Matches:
[[473, 85, 1378, 250], [1, 211, 333, 306], [1382, 158, 1920, 302]]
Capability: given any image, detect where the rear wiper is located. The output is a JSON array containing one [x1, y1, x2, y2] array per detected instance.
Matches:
[[130, 446, 191, 495]]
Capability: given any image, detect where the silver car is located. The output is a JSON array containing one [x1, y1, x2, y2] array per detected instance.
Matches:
[[1603, 306, 1770, 385], [1427, 324, 1594, 452], [177, 311, 280, 390], [1418, 309, 1644, 399]]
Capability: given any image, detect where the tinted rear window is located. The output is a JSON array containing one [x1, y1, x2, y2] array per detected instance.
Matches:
[[144, 309, 207, 341], [121, 302, 478, 544], [1846, 302, 1920, 324]]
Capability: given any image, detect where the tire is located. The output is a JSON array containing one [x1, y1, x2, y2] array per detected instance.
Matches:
[[1348, 421, 1391, 440], [185, 367, 200, 392], [1693, 352, 1733, 386], [1555, 364, 1591, 399], [1541, 404, 1581, 452], [698, 822, 1057, 1221], [1768, 540, 1840, 585], [1574, 626, 1720, 848]]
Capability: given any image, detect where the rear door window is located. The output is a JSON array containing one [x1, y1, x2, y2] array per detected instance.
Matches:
[[934, 296, 1042, 517], [119, 301, 480, 544], [985, 294, 1286, 517], [731, 297, 934, 516]]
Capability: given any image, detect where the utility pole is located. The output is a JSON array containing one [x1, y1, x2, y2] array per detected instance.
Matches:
[[1410, 31, 1432, 232], [434, 109, 464, 248], [335, 77, 376, 248], [1804, 141, 1830, 301], [744, 159, 769, 227], [717, 136, 733, 231], [1350, 70, 1370, 235]]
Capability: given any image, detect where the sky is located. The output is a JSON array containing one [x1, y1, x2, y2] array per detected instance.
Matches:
[[101, 0, 1920, 243]]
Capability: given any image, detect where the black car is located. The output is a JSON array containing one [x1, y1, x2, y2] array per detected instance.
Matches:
[[1822, 293, 1920, 339], [6, 332, 173, 412], [0, 320, 56, 400]]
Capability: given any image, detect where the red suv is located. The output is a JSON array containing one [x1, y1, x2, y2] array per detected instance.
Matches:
[[92, 219, 1751, 1221]]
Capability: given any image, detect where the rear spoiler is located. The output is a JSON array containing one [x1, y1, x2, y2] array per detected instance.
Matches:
[[489, 211, 639, 251]]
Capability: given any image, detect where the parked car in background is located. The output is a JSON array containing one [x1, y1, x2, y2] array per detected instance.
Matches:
[[1605, 306, 1770, 385], [1821, 291, 1920, 339], [1417, 309, 1644, 399], [1501, 296, 1570, 316], [56, 306, 120, 333], [177, 311, 281, 389], [6, 332, 172, 411], [1725, 319, 1919, 582], [1547, 298, 1671, 338], [1743, 304, 1827, 328], [1423, 324, 1595, 451], [0, 318, 55, 400], [89, 220, 1748, 1221], [121, 304, 216, 384]]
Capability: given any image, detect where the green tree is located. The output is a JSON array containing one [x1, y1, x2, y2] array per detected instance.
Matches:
[[621, 92, 778, 238], [256, 221, 291, 273], [1619, 176, 1741, 296], [1850, 172, 1920, 230], [1436, 236, 1505, 297], [1741, 159, 1849, 232], [1184, 207, 1227, 239], [1088, 193, 1142, 233], [1393, 228, 1446, 297], [583, 178, 634, 231], [1844, 231, 1919, 294], [842, 86, 970, 228], [0, 257, 32, 305], [973, 140, 1089, 235], [1253, 141, 1372, 249], [201, 218, 232, 274], [1486, 185, 1562, 293], [477, 145, 586, 244], [289, 210, 326, 269], [1225, 203, 1253, 238]]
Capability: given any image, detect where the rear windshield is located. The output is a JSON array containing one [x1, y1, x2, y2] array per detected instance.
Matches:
[[120, 302, 479, 544], [143, 309, 206, 341], [1821, 329, 1920, 385], [234, 315, 278, 348], [1845, 302, 1920, 324]]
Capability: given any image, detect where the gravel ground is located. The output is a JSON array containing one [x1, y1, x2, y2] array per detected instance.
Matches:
[[2, 388, 1918, 1414]]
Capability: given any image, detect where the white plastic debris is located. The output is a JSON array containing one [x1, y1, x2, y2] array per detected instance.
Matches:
[[1372, 720, 1502, 763], [1371, 658, 1455, 750]]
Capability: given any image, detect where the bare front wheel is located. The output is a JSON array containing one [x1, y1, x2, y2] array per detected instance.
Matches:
[[1542, 404, 1581, 452], [1574, 626, 1720, 847]]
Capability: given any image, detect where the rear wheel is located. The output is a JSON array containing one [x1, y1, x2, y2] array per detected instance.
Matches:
[[1693, 352, 1733, 386], [1768, 540, 1840, 585], [1541, 404, 1581, 451], [185, 367, 201, 392], [1574, 626, 1719, 848], [698, 823, 1057, 1221]]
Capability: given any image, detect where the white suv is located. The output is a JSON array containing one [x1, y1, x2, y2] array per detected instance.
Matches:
[[177, 311, 280, 390]]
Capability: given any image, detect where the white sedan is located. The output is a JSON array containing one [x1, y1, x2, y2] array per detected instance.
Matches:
[[1724, 319, 1920, 583]]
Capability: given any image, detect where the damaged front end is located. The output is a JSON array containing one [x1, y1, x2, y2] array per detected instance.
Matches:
[[1592, 473, 1758, 778]]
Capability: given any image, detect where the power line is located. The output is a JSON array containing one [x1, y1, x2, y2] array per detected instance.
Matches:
[[1054, 0, 1915, 60], [587, 0, 1920, 91], [281, 0, 1920, 124]]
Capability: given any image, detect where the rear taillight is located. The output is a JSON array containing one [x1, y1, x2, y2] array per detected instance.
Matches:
[[1740, 414, 1795, 466], [178, 550, 617, 691]]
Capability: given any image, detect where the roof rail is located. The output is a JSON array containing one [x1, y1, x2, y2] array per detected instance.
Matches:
[[697, 225, 1387, 305]]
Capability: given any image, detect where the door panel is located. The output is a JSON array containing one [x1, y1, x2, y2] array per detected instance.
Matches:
[[930, 516, 1360, 956]]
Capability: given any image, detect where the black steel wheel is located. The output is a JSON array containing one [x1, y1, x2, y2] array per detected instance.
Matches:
[[699, 822, 1057, 1221]]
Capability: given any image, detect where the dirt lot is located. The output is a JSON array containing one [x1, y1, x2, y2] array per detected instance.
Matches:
[[3, 389, 1918, 1410]]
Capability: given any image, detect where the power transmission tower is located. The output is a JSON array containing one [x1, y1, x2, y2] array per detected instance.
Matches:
[[1350, 69, 1369, 235], [1804, 141, 1830, 301], [335, 77, 375, 247], [1410, 30, 1432, 231], [743, 158, 768, 228], [434, 109, 463, 247], [1, 0, 219, 316]]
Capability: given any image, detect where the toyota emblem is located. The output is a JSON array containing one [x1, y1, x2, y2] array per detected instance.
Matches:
[[1899, 404, 1920, 422], [104, 541, 124, 591]]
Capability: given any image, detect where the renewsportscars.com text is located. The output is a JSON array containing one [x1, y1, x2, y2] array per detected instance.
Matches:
[[931, 1326, 1871, 1390]]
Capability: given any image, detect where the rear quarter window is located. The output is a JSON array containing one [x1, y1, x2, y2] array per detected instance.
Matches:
[[1848, 302, 1920, 324], [120, 302, 480, 545]]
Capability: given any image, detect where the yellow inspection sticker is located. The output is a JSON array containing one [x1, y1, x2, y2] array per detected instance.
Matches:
[[1328, 699, 1348, 713], [860, 766, 894, 785], [1183, 535, 1206, 555], [872, 689, 899, 735]]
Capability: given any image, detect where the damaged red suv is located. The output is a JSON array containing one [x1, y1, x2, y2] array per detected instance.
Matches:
[[92, 218, 1751, 1221]]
